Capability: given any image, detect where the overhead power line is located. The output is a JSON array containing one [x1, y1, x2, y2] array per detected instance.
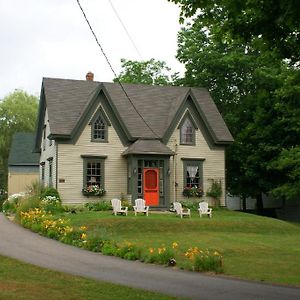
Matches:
[[76, 0, 159, 139], [108, 0, 143, 59]]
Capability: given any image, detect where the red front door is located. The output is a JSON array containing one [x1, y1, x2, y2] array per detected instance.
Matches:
[[143, 168, 159, 206]]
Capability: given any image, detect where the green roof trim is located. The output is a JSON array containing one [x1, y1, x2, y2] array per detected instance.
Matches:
[[36, 78, 234, 150]]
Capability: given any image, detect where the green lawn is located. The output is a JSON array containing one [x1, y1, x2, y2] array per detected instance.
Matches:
[[66, 209, 300, 286], [0, 255, 180, 300]]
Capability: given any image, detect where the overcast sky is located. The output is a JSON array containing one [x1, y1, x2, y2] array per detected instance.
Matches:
[[0, 0, 185, 99]]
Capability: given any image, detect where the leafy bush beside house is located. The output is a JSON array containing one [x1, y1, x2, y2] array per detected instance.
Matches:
[[206, 179, 222, 207], [40, 187, 61, 200], [84, 201, 112, 211]]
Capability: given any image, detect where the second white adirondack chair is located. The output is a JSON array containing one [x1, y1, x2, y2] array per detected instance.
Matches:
[[111, 198, 128, 216], [133, 198, 149, 216], [173, 202, 191, 218], [198, 202, 212, 218]]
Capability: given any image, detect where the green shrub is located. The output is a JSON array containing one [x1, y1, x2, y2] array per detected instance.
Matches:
[[180, 200, 199, 211], [2, 200, 17, 214], [19, 208, 46, 229], [184, 247, 223, 273], [83, 236, 107, 252], [101, 240, 118, 256], [193, 253, 223, 273], [144, 246, 175, 265], [47, 229, 59, 240], [63, 205, 84, 214], [84, 201, 112, 211], [206, 179, 222, 207], [3, 193, 26, 214], [26, 181, 43, 196], [31, 223, 42, 233], [40, 196, 64, 214], [59, 230, 81, 245], [15, 195, 41, 220], [121, 199, 133, 211], [116, 242, 141, 260], [40, 187, 61, 200]]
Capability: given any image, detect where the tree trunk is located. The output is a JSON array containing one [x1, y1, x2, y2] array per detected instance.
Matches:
[[256, 193, 264, 214], [242, 195, 247, 211]]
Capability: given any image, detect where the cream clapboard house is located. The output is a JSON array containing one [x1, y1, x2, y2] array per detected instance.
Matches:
[[34, 74, 233, 207]]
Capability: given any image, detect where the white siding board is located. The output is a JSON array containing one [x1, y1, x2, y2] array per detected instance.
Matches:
[[57, 108, 127, 205], [39, 109, 57, 188], [167, 114, 226, 206]]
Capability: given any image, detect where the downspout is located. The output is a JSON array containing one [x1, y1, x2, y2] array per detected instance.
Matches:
[[55, 142, 58, 190], [174, 141, 178, 203]]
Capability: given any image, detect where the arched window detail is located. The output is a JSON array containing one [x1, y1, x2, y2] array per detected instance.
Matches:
[[93, 116, 106, 141], [90, 109, 110, 142], [180, 117, 195, 145]]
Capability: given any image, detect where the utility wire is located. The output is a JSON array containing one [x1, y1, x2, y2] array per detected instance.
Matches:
[[108, 0, 143, 59], [76, 0, 159, 138]]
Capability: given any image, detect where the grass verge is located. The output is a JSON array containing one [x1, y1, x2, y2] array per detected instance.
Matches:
[[0, 255, 180, 300], [65, 209, 300, 286]]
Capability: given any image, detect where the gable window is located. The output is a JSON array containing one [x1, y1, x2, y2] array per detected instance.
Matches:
[[93, 115, 106, 140], [82, 156, 106, 189], [180, 117, 195, 145], [91, 110, 112, 143], [183, 159, 204, 189]]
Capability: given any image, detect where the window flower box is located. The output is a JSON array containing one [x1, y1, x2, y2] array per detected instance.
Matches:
[[182, 186, 204, 198], [82, 185, 106, 197]]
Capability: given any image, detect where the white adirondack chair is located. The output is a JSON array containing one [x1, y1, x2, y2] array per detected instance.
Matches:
[[198, 202, 212, 218], [111, 198, 128, 216], [133, 198, 149, 216], [173, 202, 191, 218]]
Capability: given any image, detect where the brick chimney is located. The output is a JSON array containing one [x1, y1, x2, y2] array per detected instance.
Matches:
[[86, 71, 94, 81]]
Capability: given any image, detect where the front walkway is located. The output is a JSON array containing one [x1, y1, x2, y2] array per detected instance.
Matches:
[[0, 213, 299, 300]]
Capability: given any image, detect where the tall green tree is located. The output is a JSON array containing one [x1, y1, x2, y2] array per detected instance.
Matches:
[[170, 0, 300, 62], [0, 90, 38, 190], [114, 58, 173, 85], [172, 0, 300, 207]]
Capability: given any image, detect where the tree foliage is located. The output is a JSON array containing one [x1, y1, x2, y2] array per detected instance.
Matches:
[[0, 90, 38, 190], [172, 0, 300, 204], [170, 0, 300, 62], [114, 58, 173, 85]]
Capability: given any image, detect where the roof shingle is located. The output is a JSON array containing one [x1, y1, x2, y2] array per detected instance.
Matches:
[[41, 78, 234, 144], [8, 132, 39, 165]]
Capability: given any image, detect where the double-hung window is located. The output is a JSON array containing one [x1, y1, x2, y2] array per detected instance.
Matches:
[[48, 158, 53, 187], [182, 159, 204, 189], [40, 162, 45, 186], [82, 156, 106, 189]]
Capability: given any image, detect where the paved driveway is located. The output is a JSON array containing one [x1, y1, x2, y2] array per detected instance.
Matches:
[[0, 213, 299, 300]]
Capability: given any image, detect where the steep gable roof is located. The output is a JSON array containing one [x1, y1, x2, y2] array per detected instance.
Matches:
[[8, 133, 39, 166], [37, 77, 233, 147]]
